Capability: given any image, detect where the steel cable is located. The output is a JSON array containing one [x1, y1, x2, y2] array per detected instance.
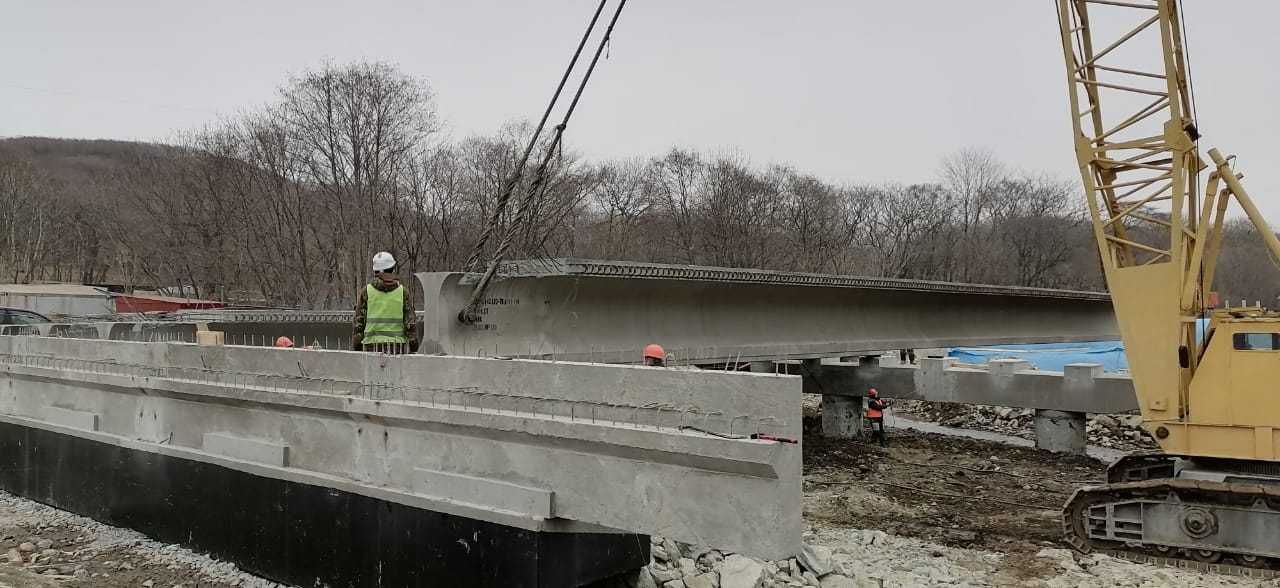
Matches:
[[461, 0, 628, 323], [461, 0, 611, 274]]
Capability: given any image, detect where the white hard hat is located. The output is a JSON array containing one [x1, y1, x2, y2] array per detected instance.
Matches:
[[372, 251, 397, 272]]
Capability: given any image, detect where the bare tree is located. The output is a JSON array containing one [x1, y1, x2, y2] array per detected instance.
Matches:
[[0, 151, 54, 283], [985, 177, 1085, 287], [939, 148, 1008, 282], [583, 159, 654, 260], [773, 166, 848, 273], [697, 153, 779, 268], [861, 183, 956, 279], [649, 149, 706, 264], [279, 59, 441, 297], [12, 101, 1179, 308], [1213, 218, 1280, 306]]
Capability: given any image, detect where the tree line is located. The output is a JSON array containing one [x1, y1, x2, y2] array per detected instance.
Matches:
[[2, 59, 1277, 309]]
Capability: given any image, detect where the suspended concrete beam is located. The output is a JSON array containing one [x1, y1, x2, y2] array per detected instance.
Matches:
[[418, 259, 1120, 364], [0, 336, 801, 585]]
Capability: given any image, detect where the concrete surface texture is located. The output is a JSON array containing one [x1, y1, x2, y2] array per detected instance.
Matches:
[[1034, 409, 1089, 454], [417, 259, 1120, 364], [0, 336, 802, 559]]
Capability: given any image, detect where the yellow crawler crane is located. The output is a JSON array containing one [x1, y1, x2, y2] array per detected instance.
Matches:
[[1057, 0, 1280, 572]]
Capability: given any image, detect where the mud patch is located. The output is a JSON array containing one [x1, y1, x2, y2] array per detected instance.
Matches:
[[803, 423, 1106, 554]]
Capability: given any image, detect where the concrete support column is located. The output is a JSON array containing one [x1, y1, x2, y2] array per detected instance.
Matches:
[[1034, 409, 1086, 454], [821, 395, 864, 438]]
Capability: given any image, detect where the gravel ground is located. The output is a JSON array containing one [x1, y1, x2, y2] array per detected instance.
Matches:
[[0, 492, 281, 588], [639, 412, 1276, 588]]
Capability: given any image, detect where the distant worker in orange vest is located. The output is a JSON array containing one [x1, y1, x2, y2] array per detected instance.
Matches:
[[275, 336, 316, 350], [867, 388, 889, 447], [643, 344, 666, 367]]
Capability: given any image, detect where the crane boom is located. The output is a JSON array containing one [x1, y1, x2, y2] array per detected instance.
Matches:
[[1057, 0, 1280, 570], [1058, 0, 1201, 445]]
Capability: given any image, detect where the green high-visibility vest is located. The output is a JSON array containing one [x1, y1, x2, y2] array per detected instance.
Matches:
[[362, 284, 408, 344]]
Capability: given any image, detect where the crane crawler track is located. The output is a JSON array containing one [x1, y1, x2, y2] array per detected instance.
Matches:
[[1063, 478, 1280, 580]]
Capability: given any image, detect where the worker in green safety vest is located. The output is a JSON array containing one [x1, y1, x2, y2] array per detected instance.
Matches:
[[351, 251, 420, 354]]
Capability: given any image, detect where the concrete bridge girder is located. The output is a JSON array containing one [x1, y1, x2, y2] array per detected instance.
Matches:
[[417, 259, 1120, 364], [21, 261, 1119, 363], [0, 335, 802, 559]]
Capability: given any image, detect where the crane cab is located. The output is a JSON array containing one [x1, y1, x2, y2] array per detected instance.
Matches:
[[1161, 311, 1280, 461]]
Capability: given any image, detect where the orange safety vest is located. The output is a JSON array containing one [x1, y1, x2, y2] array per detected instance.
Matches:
[[866, 398, 884, 419]]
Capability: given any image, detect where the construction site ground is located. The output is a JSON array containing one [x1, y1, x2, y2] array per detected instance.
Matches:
[[0, 412, 1267, 587], [802, 414, 1100, 555], [793, 404, 1272, 587]]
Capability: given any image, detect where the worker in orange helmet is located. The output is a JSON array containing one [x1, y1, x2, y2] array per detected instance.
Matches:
[[866, 388, 889, 447], [642, 344, 666, 367], [275, 336, 294, 348]]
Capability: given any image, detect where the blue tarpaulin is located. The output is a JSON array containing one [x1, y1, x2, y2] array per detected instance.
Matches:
[[947, 318, 1213, 374], [947, 341, 1128, 373]]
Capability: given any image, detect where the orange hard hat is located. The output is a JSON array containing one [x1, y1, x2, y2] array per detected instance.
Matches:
[[643, 344, 665, 360], [868, 388, 878, 396], [275, 336, 293, 348]]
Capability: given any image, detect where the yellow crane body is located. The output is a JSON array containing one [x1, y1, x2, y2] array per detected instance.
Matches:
[[1057, 0, 1280, 569]]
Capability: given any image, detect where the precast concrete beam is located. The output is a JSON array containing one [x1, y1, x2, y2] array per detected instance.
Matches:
[[0, 335, 802, 559], [417, 259, 1119, 364], [37, 309, 379, 349], [40, 319, 356, 349], [809, 356, 1138, 414]]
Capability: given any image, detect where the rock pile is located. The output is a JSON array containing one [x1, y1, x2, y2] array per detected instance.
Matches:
[[640, 534, 884, 588], [2, 532, 91, 580], [894, 401, 1157, 451], [635, 527, 1252, 588]]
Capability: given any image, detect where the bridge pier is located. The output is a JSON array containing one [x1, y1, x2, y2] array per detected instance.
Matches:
[[802, 355, 1136, 451], [1033, 409, 1087, 454], [821, 395, 863, 438], [800, 358, 866, 439]]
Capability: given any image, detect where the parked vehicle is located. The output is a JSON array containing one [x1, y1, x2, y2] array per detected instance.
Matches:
[[0, 307, 50, 335]]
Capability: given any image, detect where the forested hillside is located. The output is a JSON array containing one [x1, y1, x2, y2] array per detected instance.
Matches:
[[2, 60, 1276, 308]]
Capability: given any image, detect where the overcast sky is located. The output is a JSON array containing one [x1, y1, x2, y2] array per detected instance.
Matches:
[[4, 1, 1279, 221]]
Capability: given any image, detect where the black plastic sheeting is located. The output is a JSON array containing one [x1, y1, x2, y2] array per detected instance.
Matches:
[[0, 423, 647, 587]]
